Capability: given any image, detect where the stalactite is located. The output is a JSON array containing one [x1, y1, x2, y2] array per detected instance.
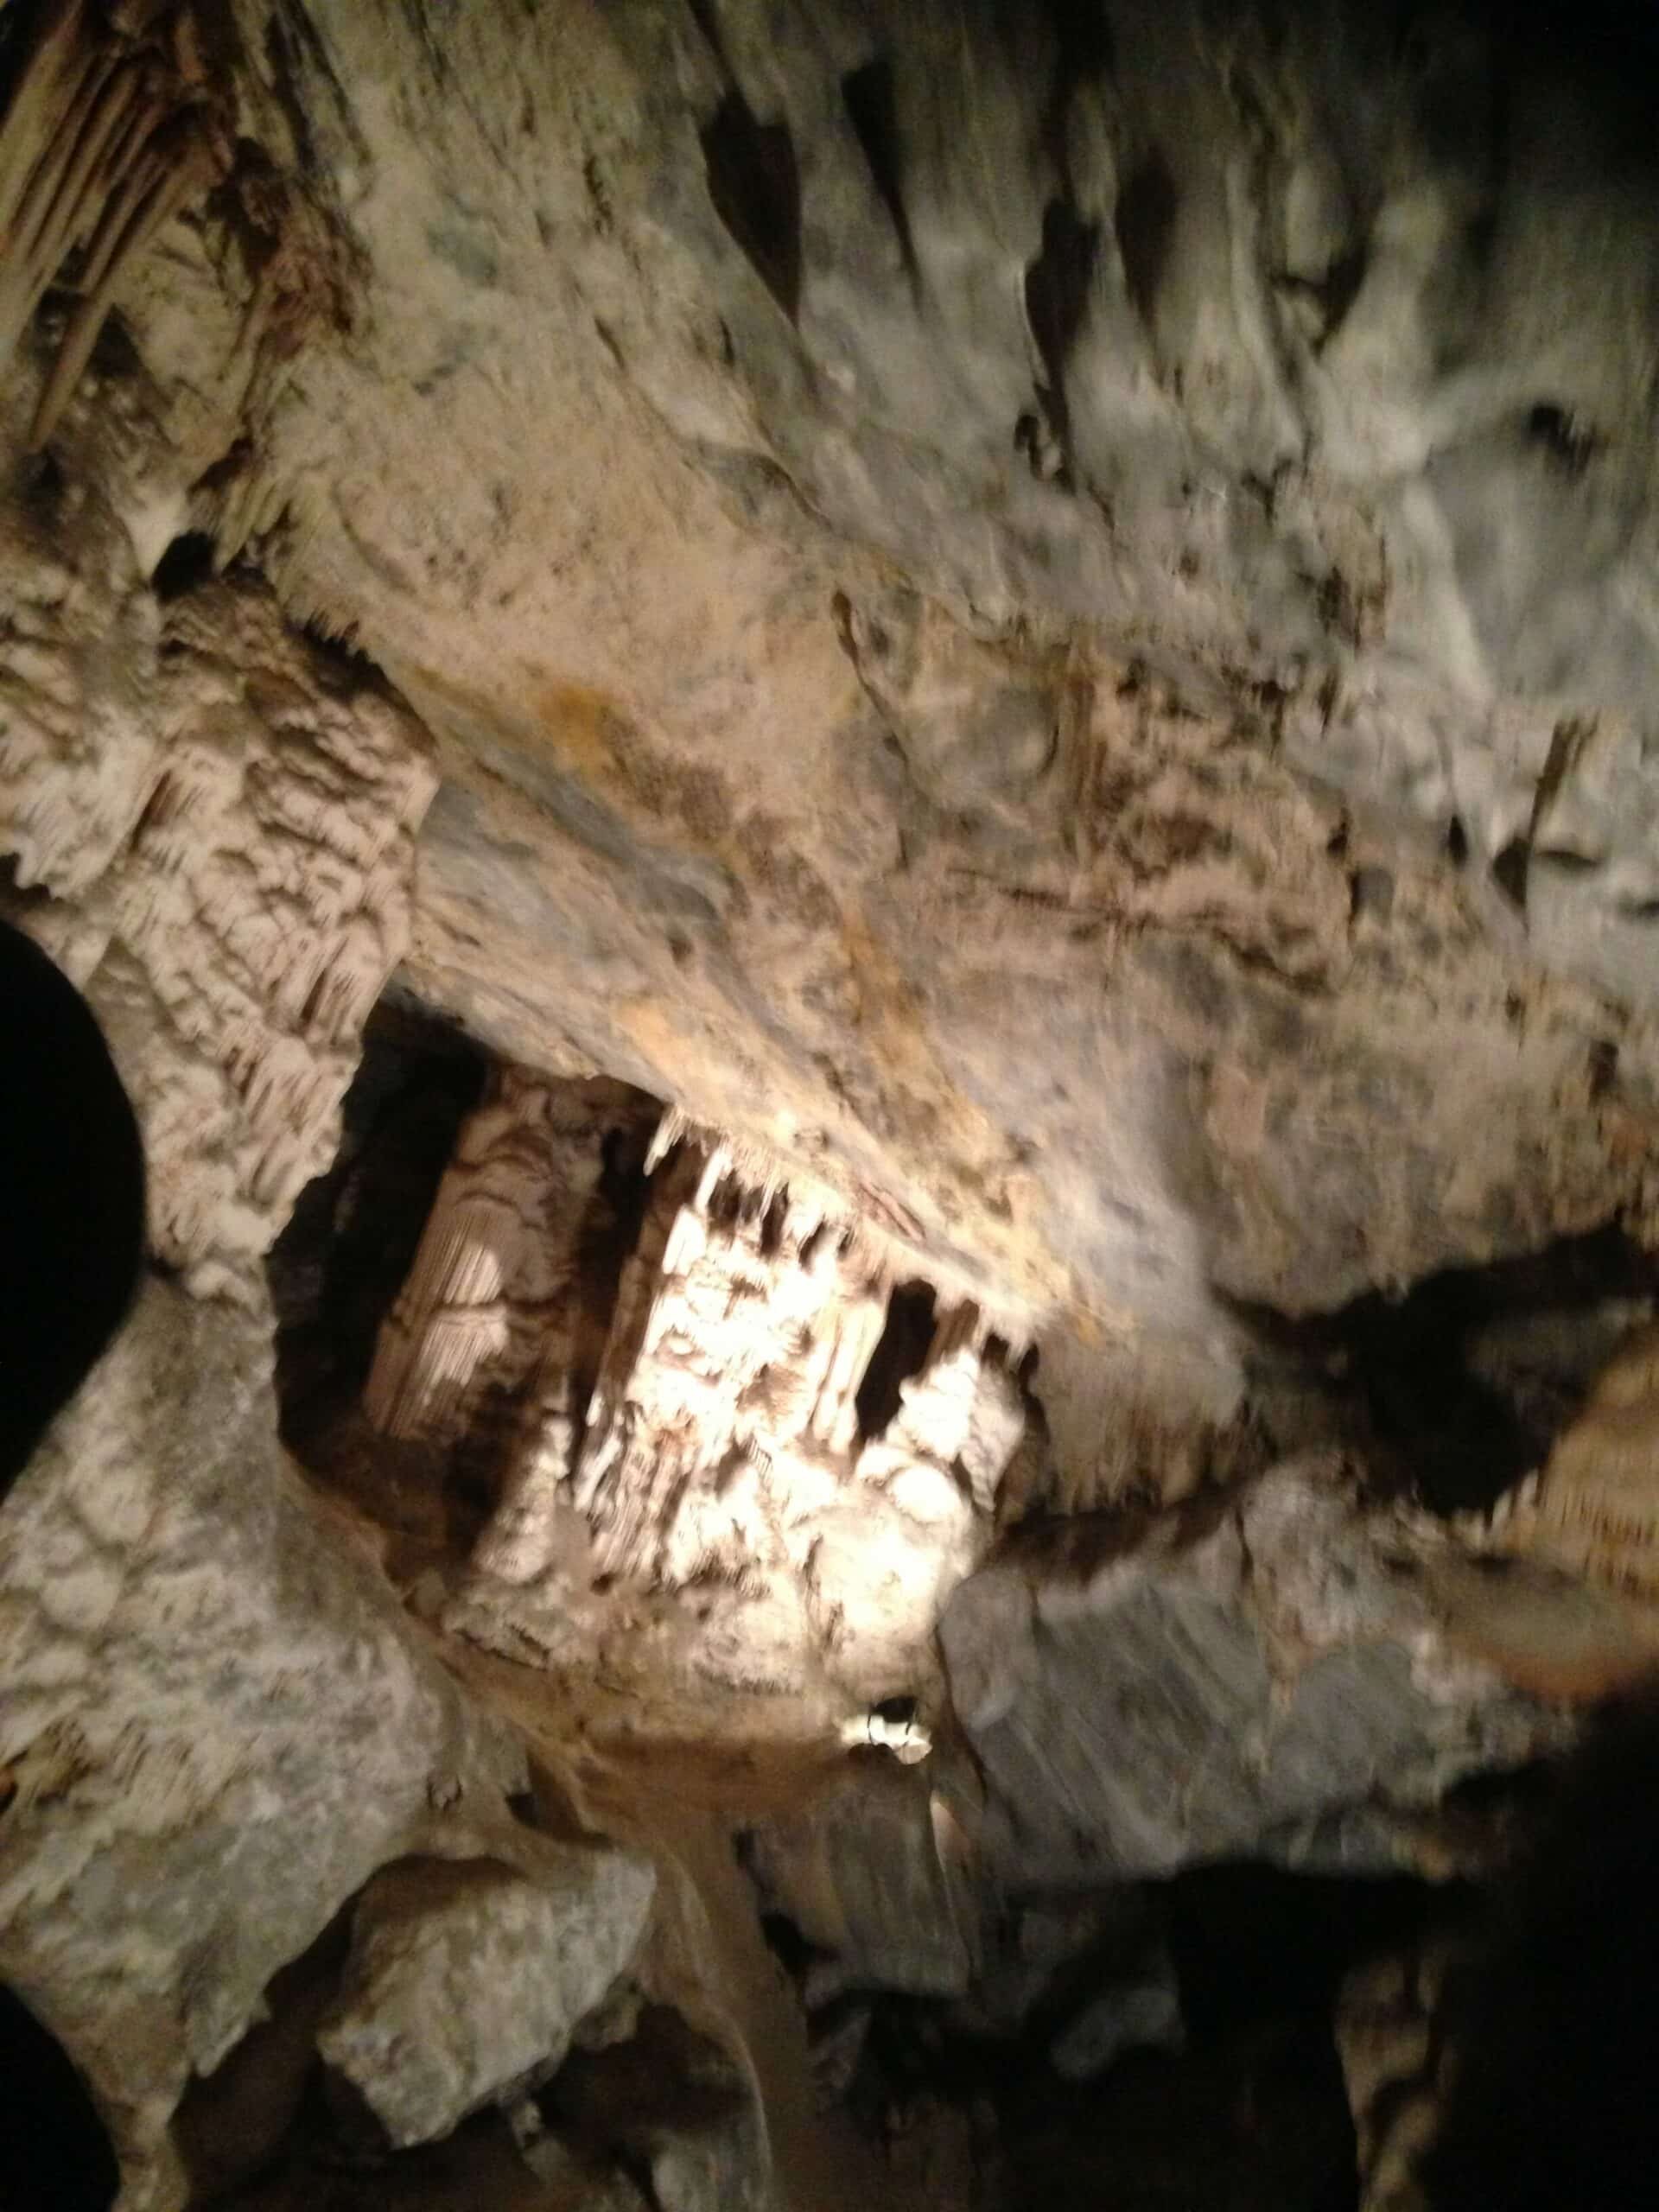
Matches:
[[1464, 1323, 1659, 1601], [0, 0, 225, 448]]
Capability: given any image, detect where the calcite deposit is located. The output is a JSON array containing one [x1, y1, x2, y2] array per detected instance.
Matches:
[[395, 1116, 1033, 1708], [0, 478, 435, 1294], [7, 3, 1659, 2209]]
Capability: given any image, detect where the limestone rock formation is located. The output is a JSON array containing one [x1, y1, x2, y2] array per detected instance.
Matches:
[[370, 1117, 1033, 1707], [0, 1280, 527, 2210], [9, 3, 1659, 2208], [568, 1141, 893, 1585], [941, 1456, 1573, 1886], [1470, 1320, 1659, 1600], [743, 1757, 979, 2005], [1337, 1936, 1476, 2212], [315, 1849, 656, 2148], [363, 1065, 647, 1476], [4, 0, 1652, 1374], [0, 483, 435, 1294]]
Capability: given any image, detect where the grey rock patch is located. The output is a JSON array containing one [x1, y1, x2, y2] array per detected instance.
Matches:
[[317, 1848, 656, 2147]]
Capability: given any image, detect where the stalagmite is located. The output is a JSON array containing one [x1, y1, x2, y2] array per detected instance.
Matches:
[[364, 1069, 623, 1451]]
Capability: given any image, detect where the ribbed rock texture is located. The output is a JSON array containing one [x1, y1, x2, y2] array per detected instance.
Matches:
[[1471, 1320, 1659, 1599], [4, 0, 1654, 1394], [0, 467, 435, 1293], [941, 1456, 1572, 1885], [363, 1065, 648, 1464], [370, 1115, 1036, 1707]]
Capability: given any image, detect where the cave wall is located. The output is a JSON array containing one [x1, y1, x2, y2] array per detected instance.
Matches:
[[6, 3, 1659, 2208], [9, 0, 1659, 1406]]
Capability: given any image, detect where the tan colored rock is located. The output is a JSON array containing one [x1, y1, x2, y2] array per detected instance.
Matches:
[[1473, 1322, 1659, 1600], [570, 1142, 889, 1584], [745, 1757, 978, 2004], [0, 477, 435, 1293], [1337, 1936, 1477, 2212], [855, 1303, 1026, 1518], [364, 1067, 641, 1464], [0, 0, 223, 449]]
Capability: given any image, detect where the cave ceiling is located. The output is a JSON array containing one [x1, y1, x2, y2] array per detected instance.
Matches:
[[7, 3, 1659, 2209]]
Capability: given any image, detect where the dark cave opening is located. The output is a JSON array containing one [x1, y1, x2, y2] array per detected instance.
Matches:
[[149, 529, 218, 602], [1422, 1693, 1659, 2212], [1160, 1861, 1460, 2042], [791, 1855, 1478, 2212], [1228, 1218, 1659, 1515], [700, 88, 802, 321], [0, 1985, 118, 2212], [265, 990, 667, 1565], [855, 1278, 939, 1440], [0, 916, 145, 1497], [265, 989, 487, 1456]]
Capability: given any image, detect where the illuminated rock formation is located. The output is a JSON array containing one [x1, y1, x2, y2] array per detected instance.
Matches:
[[10, 4, 1659, 2206], [569, 1142, 892, 1586], [854, 1302, 1027, 1519], [363, 1068, 626, 1451]]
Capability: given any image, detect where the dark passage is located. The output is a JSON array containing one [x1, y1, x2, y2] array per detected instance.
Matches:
[[855, 1279, 938, 1440], [1425, 1694, 1659, 2212], [0, 916, 145, 1496], [265, 992, 487, 1452], [1227, 1220, 1659, 1515], [0, 1984, 119, 2210]]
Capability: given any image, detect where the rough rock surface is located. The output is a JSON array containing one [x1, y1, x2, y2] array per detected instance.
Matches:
[[4, 0, 1655, 1402], [316, 1849, 655, 2147], [0, 399, 435, 1292], [8, 5, 1659, 2209], [418, 1126, 1027, 1707], [941, 1455, 1572, 1885], [744, 1757, 979, 2003], [0, 1279, 527, 2209], [1046, 1962, 1184, 2082], [1337, 1936, 1475, 2212], [362, 1066, 651, 1463], [1469, 1318, 1659, 1599]]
